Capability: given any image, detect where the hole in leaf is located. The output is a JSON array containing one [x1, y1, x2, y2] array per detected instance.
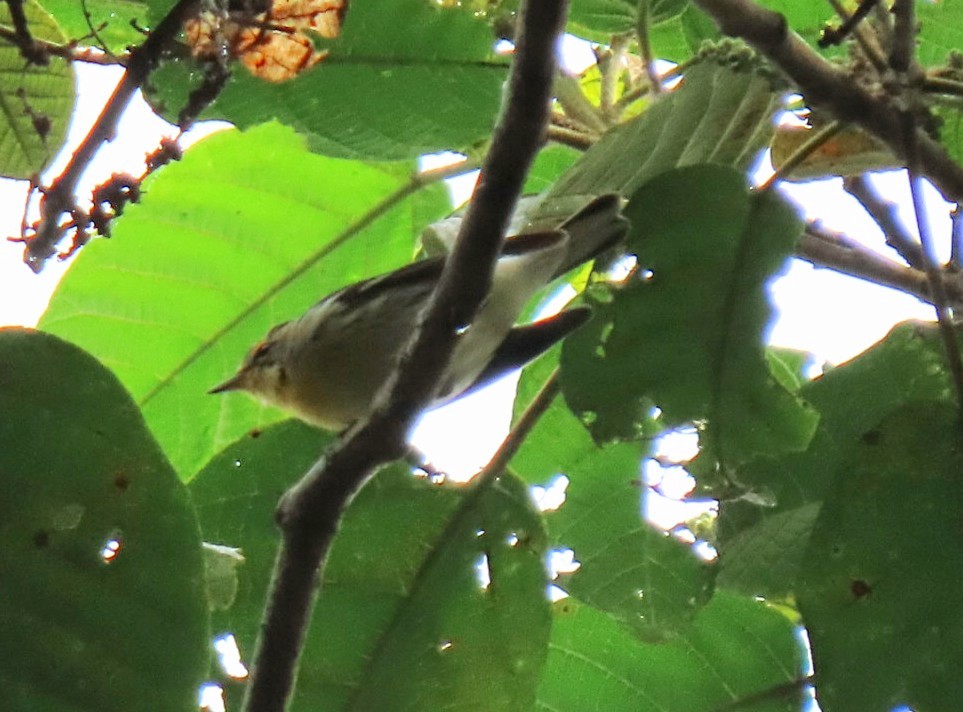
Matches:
[[530, 475, 568, 512], [474, 554, 491, 591], [100, 529, 123, 564], [214, 634, 249, 679], [548, 548, 581, 579], [198, 683, 225, 712]]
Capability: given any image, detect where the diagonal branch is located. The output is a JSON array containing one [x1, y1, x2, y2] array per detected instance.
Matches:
[[240, 2, 570, 710], [843, 174, 926, 269], [22, 0, 200, 272], [691, 0, 963, 204]]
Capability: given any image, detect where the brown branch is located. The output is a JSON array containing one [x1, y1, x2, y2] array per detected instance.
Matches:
[[889, 0, 963, 409], [636, 2, 663, 94], [21, 0, 200, 272], [0, 26, 123, 65], [819, 0, 880, 50], [796, 222, 955, 305], [951, 204, 963, 269], [547, 123, 596, 150], [690, 0, 963, 203], [824, 0, 887, 71], [843, 174, 926, 269], [240, 2, 569, 710], [477, 368, 561, 487]]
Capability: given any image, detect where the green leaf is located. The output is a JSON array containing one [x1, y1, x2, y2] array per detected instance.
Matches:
[[567, 0, 637, 41], [510, 349, 712, 641], [538, 592, 806, 711], [43, 0, 147, 52], [0, 328, 208, 711], [756, 1, 835, 51], [568, 0, 689, 41], [150, 0, 507, 160], [524, 144, 581, 195], [0, 0, 73, 178], [549, 51, 782, 199], [39, 122, 450, 478], [562, 165, 816, 463], [190, 420, 550, 710], [715, 322, 957, 599], [717, 503, 821, 600], [916, 0, 963, 66], [765, 347, 814, 393], [798, 402, 963, 712]]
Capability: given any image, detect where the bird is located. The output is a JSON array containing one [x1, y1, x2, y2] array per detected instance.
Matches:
[[209, 194, 627, 430]]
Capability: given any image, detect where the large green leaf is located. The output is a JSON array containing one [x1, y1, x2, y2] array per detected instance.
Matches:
[[715, 322, 956, 599], [149, 0, 507, 160], [0, 0, 73, 178], [39, 122, 450, 478], [190, 420, 550, 711], [561, 165, 816, 463], [798, 402, 963, 712], [548, 51, 782, 199], [538, 592, 806, 711], [0, 328, 208, 711]]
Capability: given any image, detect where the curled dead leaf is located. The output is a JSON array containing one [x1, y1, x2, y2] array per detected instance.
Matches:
[[185, 0, 348, 82]]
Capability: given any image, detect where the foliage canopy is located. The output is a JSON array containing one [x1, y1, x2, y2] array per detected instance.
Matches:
[[3, 0, 963, 710]]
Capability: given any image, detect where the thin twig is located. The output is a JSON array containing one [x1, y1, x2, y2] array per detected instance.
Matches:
[[820, 0, 882, 58], [951, 204, 963, 270], [0, 26, 123, 65], [22, 0, 201, 272], [843, 174, 926, 269], [476, 368, 561, 488], [923, 75, 963, 98], [903, 115, 963, 407], [240, 2, 569, 710], [636, 1, 663, 94], [547, 124, 596, 150], [796, 222, 941, 303], [888, 0, 963, 409], [829, 0, 887, 72]]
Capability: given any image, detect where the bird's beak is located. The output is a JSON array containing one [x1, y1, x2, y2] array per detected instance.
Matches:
[[208, 371, 247, 395]]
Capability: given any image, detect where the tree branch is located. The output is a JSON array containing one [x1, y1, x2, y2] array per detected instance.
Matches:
[[691, 0, 963, 203], [240, 2, 569, 710], [21, 0, 200, 272], [795, 221, 963, 305], [843, 174, 926, 269]]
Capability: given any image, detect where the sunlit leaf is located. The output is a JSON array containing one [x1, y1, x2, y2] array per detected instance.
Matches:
[[0, 0, 73, 178], [39, 122, 449, 478]]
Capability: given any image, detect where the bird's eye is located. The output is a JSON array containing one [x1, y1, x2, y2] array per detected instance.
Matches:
[[251, 341, 272, 361]]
